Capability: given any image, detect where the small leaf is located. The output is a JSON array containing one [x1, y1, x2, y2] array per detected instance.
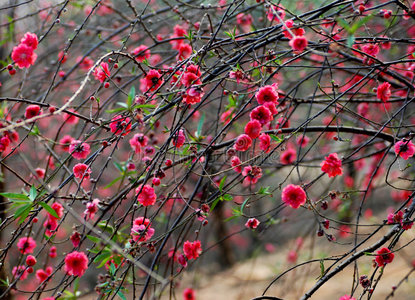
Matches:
[[222, 194, 233, 201], [0, 193, 30, 201], [87, 235, 101, 244], [127, 86, 135, 108], [29, 186, 37, 201], [196, 113, 205, 138], [38, 202, 59, 218], [117, 291, 127, 300], [210, 197, 221, 211], [219, 176, 227, 192], [15, 204, 32, 224]]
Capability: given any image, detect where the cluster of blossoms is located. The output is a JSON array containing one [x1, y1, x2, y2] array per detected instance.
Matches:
[[11, 32, 38, 68], [130, 217, 155, 242]]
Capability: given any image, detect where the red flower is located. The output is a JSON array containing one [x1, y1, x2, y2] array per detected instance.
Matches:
[[73, 163, 91, 180], [320, 153, 343, 177], [84, 199, 99, 220], [20, 32, 38, 50], [183, 288, 196, 300], [339, 295, 356, 300], [178, 43, 192, 60], [377, 82, 391, 102], [245, 218, 260, 229], [131, 217, 155, 242], [289, 36, 308, 53], [280, 147, 296, 165], [375, 247, 394, 267], [173, 129, 186, 148], [49, 202, 63, 220], [282, 184, 306, 209], [60, 135, 74, 152], [183, 240, 202, 260], [255, 85, 279, 105], [267, 5, 285, 22], [36, 268, 51, 283], [231, 156, 242, 173], [93, 62, 110, 83], [25, 105, 41, 119], [109, 115, 131, 136], [242, 165, 262, 185], [145, 69, 163, 92], [129, 133, 148, 153], [259, 133, 271, 153], [234, 134, 252, 152], [132, 45, 151, 62], [297, 135, 310, 147], [12, 44, 37, 68], [181, 72, 201, 87], [394, 140, 415, 160], [136, 184, 157, 206], [63, 110, 79, 124], [182, 86, 204, 105], [17, 237, 36, 254], [70, 231, 81, 248], [244, 120, 262, 139], [64, 251, 89, 277], [250, 105, 273, 125], [77, 56, 93, 70], [69, 140, 90, 160], [26, 255, 37, 266]]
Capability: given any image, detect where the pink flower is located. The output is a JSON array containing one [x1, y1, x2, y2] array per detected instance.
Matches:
[[231, 156, 242, 173], [69, 140, 91, 160], [377, 82, 391, 102], [49, 202, 63, 220], [145, 69, 163, 92], [36, 268, 51, 283], [289, 36, 308, 53], [12, 44, 37, 68], [255, 85, 279, 105], [17, 237, 36, 254], [297, 135, 310, 147], [12, 266, 28, 280], [70, 231, 81, 248], [250, 105, 273, 125], [321, 153, 343, 177], [244, 120, 262, 139], [63, 110, 79, 124], [374, 247, 394, 267], [245, 218, 260, 229], [178, 43, 192, 60], [84, 199, 99, 220], [21, 32, 38, 50], [287, 250, 298, 264], [25, 105, 42, 119], [73, 163, 91, 180], [183, 288, 196, 300], [183, 240, 202, 260], [394, 140, 415, 160], [131, 217, 155, 242], [173, 129, 186, 148], [93, 62, 110, 83], [109, 115, 131, 136], [242, 165, 262, 185], [280, 147, 296, 165], [259, 133, 271, 153], [136, 184, 157, 206], [60, 135, 74, 151], [64, 251, 89, 277], [282, 184, 306, 209], [234, 134, 252, 152], [132, 45, 151, 62]]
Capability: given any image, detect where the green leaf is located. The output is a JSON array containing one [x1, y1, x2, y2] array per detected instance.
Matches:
[[38, 202, 59, 218], [0, 193, 30, 201], [240, 197, 250, 214], [210, 197, 221, 212], [222, 194, 233, 201], [219, 176, 227, 192], [87, 235, 101, 244], [347, 35, 355, 48], [196, 113, 205, 138], [258, 186, 272, 196], [29, 186, 37, 201], [117, 291, 127, 300], [127, 86, 135, 108], [15, 203, 32, 224], [270, 134, 284, 143], [319, 259, 325, 279]]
